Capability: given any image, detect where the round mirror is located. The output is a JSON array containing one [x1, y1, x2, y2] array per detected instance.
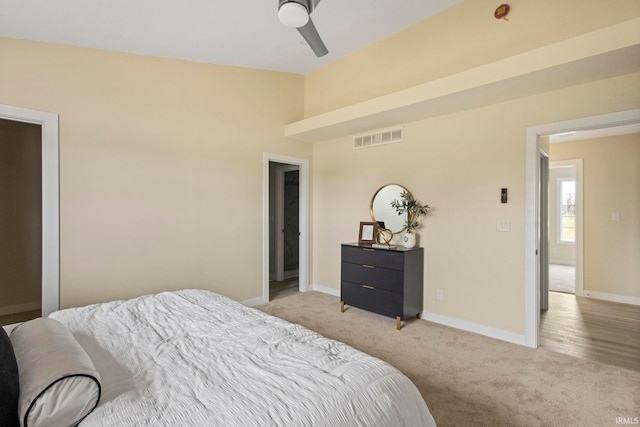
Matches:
[[370, 184, 412, 233]]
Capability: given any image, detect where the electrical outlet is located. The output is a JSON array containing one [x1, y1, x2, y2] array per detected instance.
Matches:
[[436, 290, 444, 301], [497, 219, 511, 232]]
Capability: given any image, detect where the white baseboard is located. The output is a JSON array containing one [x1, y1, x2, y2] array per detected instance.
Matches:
[[420, 311, 527, 346], [0, 301, 41, 316], [582, 290, 640, 306], [309, 284, 340, 297], [311, 286, 525, 345], [549, 259, 575, 266]]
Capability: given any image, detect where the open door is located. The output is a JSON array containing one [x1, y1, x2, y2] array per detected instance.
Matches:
[[275, 165, 299, 281], [539, 153, 549, 311]]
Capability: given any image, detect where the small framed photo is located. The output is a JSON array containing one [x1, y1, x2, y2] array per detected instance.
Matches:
[[358, 222, 379, 245]]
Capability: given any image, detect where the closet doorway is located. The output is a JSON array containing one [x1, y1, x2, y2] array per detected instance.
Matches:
[[275, 164, 299, 281], [262, 153, 309, 303], [270, 163, 299, 300]]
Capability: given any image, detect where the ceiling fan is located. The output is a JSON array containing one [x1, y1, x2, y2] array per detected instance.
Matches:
[[278, 0, 328, 57]]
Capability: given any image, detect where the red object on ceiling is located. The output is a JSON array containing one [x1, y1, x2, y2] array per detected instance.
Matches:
[[494, 4, 510, 20]]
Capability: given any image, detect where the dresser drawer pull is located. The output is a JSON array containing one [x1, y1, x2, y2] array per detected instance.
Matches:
[[362, 264, 375, 269], [362, 285, 375, 290], [363, 248, 375, 252]]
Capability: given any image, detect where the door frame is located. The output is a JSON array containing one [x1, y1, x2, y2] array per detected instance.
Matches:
[[275, 164, 299, 281], [0, 104, 59, 316], [524, 108, 640, 348], [263, 153, 309, 303]]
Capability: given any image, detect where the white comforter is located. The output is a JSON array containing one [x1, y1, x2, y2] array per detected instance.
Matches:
[[50, 289, 435, 426]]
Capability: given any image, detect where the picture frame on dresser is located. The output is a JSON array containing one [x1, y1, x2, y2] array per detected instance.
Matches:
[[358, 222, 378, 245]]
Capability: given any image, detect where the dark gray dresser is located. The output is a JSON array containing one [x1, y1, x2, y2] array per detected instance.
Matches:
[[340, 243, 424, 330]]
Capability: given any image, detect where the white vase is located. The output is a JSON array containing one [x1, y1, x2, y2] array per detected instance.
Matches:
[[402, 232, 416, 248]]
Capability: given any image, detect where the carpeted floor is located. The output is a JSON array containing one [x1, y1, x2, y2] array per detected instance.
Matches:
[[257, 291, 640, 427]]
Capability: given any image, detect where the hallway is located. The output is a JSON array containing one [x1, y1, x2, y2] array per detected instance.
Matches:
[[540, 291, 640, 372]]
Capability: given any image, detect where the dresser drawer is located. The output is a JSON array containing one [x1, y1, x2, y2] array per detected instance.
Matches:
[[341, 262, 403, 293], [341, 281, 403, 317], [341, 245, 404, 270]]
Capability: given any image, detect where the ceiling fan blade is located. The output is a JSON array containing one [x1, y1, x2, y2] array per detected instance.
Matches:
[[308, 0, 321, 13], [297, 18, 328, 57]]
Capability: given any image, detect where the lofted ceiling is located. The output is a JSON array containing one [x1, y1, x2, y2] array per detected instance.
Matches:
[[0, 0, 461, 74]]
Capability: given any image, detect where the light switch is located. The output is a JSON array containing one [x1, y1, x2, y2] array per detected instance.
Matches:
[[611, 212, 621, 221], [497, 220, 511, 232]]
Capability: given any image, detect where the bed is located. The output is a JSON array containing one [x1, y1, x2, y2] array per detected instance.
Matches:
[[4, 289, 435, 426]]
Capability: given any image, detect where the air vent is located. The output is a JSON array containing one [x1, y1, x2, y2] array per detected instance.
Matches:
[[353, 127, 403, 149]]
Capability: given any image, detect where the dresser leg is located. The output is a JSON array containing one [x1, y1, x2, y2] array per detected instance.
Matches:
[[396, 316, 401, 330], [340, 301, 345, 313], [416, 312, 421, 319]]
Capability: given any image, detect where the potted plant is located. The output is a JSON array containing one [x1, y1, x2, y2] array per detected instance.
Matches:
[[390, 190, 430, 248]]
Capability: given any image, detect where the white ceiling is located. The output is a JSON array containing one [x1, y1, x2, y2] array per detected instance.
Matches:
[[0, 0, 461, 74]]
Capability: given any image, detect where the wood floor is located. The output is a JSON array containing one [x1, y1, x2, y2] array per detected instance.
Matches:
[[540, 291, 640, 372], [269, 278, 299, 301], [548, 263, 575, 294]]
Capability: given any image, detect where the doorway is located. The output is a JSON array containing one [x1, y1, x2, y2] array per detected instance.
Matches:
[[548, 160, 581, 296], [262, 153, 309, 304], [270, 163, 299, 300], [525, 108, 640, 348], [275, 165, 299, 281], [0, 119, 42, 325], [0, 104, 59, 319], [538, 127, 640, 369]]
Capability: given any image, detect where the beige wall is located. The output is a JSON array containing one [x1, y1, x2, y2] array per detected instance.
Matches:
[[550, 134, 640, 298], [311, 73, 640, 335], [1, 0, 639, 338], [304, 0, 640, 116], [306, 0, 640, 338], [0, 119, 42, 309], [0, 38, 308, 308]]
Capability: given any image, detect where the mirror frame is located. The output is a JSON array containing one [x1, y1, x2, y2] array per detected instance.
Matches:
[[370, 184, 413, 234]]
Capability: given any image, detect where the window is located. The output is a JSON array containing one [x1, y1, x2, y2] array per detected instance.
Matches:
[[558, 179, 576, 243]]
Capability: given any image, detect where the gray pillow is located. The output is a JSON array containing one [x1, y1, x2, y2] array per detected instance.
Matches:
[[0, 325, 19, 426], [10, 318, 101, 427]]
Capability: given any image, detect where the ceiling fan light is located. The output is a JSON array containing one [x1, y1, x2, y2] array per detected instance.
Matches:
[[278, 2, 309, 28]]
